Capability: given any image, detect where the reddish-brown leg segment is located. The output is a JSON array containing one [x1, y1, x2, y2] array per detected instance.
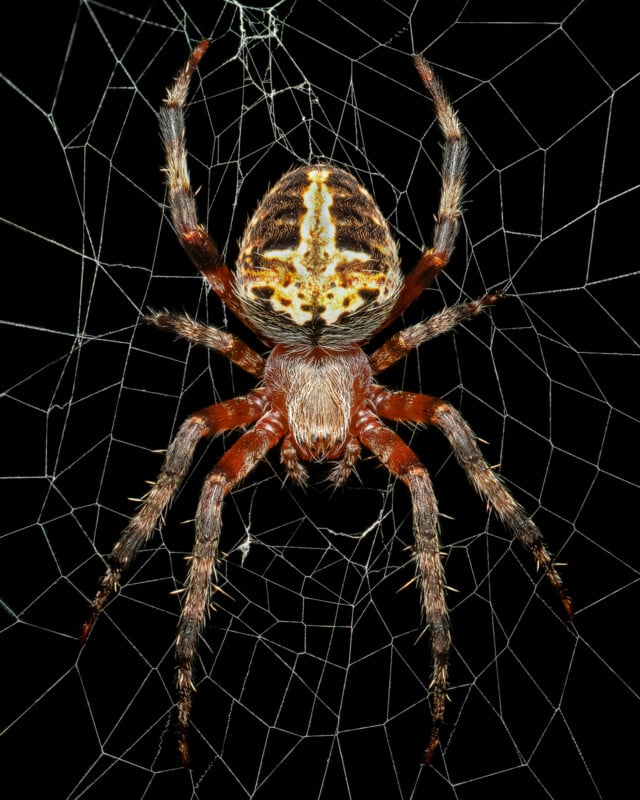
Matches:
[[80, 392, 266, 644], [145, 310, 265, 378], [370, 294, 499, 374], [362, 389, 572, 760], [176, 412, 286, 766], [159, 40, 263, 337], [375, 56, 468, 334], [375, 389, 573, 617], [355, 409, 449, 763]]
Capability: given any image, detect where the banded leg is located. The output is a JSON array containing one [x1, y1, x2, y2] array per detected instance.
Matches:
[[145, 310, 265, 378], [176, 414, 286, 766], [379, 56, 468, 331], [374, 390, 573, 617], [80, 393, 266, 643], [370, 293, 499, 374], [356, 411, 449, 763], [159, 41, 256, 331]]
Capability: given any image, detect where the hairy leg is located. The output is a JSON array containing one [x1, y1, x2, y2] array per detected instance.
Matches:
[[146, 310, 265, 378], [356, 410, 449, 762], [80, 394, 266, 643], [176, 414, 286, 766], [377, 57, 468, 331], [369, 293, 499, 374], [374, 390, 572, 617], [159, 41, 259, 332]]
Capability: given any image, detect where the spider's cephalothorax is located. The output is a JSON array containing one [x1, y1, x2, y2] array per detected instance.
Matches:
[[81, 39, 572, 769], [236, 164, 402, 346]]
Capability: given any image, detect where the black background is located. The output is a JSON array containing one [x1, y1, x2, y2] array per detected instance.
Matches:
[[1, 1, 638, 798]]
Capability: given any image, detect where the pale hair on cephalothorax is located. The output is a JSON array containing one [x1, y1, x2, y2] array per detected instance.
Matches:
[[81, 40, 572, 768]]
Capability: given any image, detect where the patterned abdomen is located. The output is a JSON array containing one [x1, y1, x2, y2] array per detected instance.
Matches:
[[235, 165, 402, 345]]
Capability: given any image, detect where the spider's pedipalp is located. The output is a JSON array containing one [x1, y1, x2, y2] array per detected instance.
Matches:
[[326, 436, 362, 486], [281, 434, 310, 486]]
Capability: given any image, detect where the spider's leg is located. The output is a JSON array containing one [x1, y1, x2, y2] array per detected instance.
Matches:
[[80, 393, 266, 643], [370, 293, 499, 374], [176, 413, 286, 767], [159, 41, 255, 331], [145, 310, 265, 378], [356, 411, 448, 763], [377, 57, 468, 331], [375, 390, 573, 617]]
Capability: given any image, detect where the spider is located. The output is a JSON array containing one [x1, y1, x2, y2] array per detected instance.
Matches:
[[81, 40, 572, 767]]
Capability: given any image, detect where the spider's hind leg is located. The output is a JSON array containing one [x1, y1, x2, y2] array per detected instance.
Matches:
[[159, 39, 250, 327], [376, 56, 469, 331]]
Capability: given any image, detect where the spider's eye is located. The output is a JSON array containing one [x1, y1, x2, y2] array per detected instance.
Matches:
[[235, 165, 402, 345]]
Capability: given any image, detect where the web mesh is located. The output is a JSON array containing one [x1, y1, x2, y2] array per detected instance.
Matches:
[[2, 1, 638, 797]]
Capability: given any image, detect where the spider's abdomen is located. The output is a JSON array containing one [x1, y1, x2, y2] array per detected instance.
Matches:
[[235, 165, 402, 346]]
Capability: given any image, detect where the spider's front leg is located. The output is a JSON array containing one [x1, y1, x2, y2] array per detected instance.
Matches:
[[375, 389, 573, 617], [176, 413, 286, 766], [80, 393, 266, 643], [355, 410, 449, 763]]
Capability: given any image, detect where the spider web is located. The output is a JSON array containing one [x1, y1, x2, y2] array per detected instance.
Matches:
[[2, 1, 638, 797]]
